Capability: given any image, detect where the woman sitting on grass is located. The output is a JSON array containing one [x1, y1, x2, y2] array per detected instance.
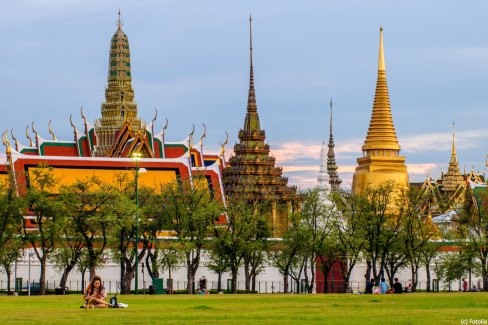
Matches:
[[84, 275, 113, 308]]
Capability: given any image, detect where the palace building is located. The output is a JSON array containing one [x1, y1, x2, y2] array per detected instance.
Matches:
[[0, 14, 226, 229], [352, 28, 409, 193]]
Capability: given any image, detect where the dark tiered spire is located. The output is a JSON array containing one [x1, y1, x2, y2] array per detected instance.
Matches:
[[223, 16, 297, 235], [327, 99, 342, 191], [243, 14, 261, 133]]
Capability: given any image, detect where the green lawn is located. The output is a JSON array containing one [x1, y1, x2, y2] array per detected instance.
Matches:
[[0, 293, 486, 324]]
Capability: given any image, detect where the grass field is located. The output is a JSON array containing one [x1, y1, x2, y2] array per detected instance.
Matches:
[[0, 293, 487, 324]]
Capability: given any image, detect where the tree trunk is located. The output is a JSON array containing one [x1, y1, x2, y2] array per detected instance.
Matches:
[[39, 255, 47, 295], [59, 265, 73, 288], [186, 257, 194, 294], [81, 268, 86, 293], [121, 266, 134, 294], [6, 269, 11, 295], [217, 270, 222, 292], [231, 267, 238, 294], [365, 260, 372, 287], [244, 261, 251, 292], [284, 268, 289, 294], [323, 271, 329, 294], [483, 274, 488, 292], [425, 263, 431, 292], [168, 267, 173, 293], [251, 273, 257, 293]]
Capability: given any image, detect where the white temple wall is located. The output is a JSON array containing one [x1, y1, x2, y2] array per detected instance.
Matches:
[[0, 248, 482, 294]]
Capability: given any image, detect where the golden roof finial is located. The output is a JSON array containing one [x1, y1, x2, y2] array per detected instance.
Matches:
[[25, 125, 33, 147], [10, 129, 19, 152], [199, 123, 207, 145], [116, 10, 123, 29], [31, 122, 38, 139], [219, 131, 229, 158], [189, 124, 195, 148], [378, 26, 385, 71], [48, 120, 57, 141], [151, 108, 158, 126], [3, 130, 11, 155], [162, 118, 168, 133], [80, 106, 88, 133]]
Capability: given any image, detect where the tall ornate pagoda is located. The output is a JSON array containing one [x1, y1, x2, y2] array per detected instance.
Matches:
[[223, 16, 298, 235], [94, 12, 145, 157], [352, 27, 408, 193], [327, 99, 342, 192]]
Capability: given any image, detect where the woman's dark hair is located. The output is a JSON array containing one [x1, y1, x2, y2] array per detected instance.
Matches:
[[86, 275, 103, 296]]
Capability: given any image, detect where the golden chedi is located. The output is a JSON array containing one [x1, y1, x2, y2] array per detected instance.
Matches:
[[352, 28, 408, 193]]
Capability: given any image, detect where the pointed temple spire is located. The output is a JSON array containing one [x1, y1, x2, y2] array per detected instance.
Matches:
[[327, 99, 342, 191], [450, 122, 457, 164], [362, 27, 401, 152], [117, 10, 123, 29], [94, 13, 143, 156], [243, 14, 261, 133], [352, 27, 408, 193], [223, 16, 297, 236], [443, 122, 465, 192]]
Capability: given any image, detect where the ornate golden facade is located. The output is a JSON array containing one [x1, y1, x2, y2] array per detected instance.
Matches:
[[352, 28, 408, 193]]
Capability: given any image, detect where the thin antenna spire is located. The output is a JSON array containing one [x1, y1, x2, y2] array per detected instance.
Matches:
[[117, 10, 123, 29], [329, 98, 333, 138], [246, 14, 257, 113], [249, 14, 255, 94]]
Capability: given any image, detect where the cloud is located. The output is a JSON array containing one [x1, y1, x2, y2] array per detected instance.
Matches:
[[400, 129, 488, 153]]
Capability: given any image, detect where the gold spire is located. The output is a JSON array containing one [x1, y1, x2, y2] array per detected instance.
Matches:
[[378, 27, 385, 71], [362, 27, 401, 152], [443, 122, 464, 192], [352, 27, 408, 194], [450, 122, 457, 163]]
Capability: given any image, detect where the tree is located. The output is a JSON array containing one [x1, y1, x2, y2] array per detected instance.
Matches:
[[212, 196, 267, 294], [59, 177, 116, 280], [49, 220, 85, 288], [300, 188, 337, 293], [0, 173, 23, 294], [242, 203, 270, 293], [108, 173, 153, 294], [22, 164, 65, 295], [358, 182, 405, 286], [206, 238, 230, 292], [156, 177, 223, 293], [159, 244, 183, 293], [0, 238, 22, 294], [457, 186, 488, 291], [398, 186, 436, 291], [271, 213, 307, 293], [335, 190, 365, 293]]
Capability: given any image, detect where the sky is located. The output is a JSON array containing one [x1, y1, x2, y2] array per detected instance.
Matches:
[[0, 0, 487, 189]]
